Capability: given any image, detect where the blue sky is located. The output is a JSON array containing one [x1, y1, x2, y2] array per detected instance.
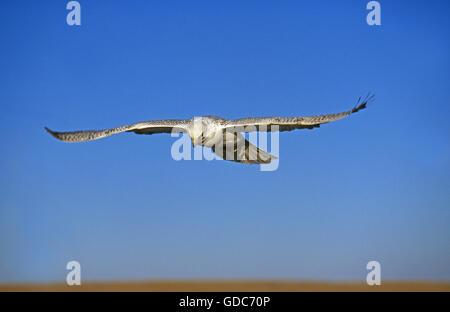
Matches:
[[0, 0, 449, 283]]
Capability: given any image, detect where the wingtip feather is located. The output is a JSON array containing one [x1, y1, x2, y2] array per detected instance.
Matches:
[[45, 126, 56, 136], [45, 126, 64, 141], [352, 92, 375, 113], [352, 102, 367, 113]]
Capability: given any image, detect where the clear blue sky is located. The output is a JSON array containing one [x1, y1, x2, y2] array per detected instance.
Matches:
[[1, 0, 449, 283]]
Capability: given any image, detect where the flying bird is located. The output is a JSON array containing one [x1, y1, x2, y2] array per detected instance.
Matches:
[[45, 94, 374, 164]]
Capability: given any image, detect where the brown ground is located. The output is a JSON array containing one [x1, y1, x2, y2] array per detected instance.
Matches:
[[1, 280, 449, 292]]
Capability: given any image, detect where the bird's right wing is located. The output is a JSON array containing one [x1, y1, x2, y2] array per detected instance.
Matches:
[[45, 119, 190, 143]]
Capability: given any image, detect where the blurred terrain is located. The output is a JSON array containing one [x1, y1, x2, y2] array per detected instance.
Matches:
[[1, 280, 449, 292]]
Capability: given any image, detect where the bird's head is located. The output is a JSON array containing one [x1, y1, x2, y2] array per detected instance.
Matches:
[[190, 133, 200, 147], [189, 117, 205, 147]]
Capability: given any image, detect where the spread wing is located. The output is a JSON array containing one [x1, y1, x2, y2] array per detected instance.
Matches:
[[224, 94, 374, 132], [212, 131, 277, 164], [45, 119, 190, 143]]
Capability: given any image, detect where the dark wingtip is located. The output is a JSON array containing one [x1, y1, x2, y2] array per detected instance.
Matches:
[[45, 127, 60, 139], [352, 92, 375, 113], [45, 126, 55, 135], [352, 102, 367, 113]]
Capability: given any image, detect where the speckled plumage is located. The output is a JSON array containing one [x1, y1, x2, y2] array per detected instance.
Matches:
[[45, 94, 373, 164]]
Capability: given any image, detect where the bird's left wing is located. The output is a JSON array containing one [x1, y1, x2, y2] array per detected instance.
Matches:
[[223, 94, 374, 132], [45, 119, 190, 143]]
